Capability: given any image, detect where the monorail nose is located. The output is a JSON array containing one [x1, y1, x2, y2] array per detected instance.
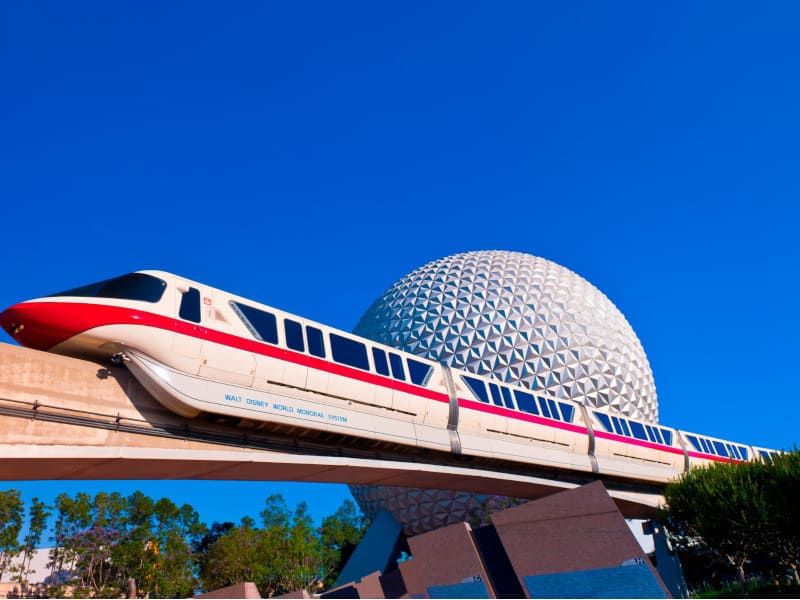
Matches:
[[0, 303, 75, 351]]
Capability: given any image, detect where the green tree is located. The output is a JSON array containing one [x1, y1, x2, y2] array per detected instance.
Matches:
[[47, 491, 204, 598], [661, 459, 770, 594], [762, 450, 800, 584], [201, 522, 267, 593], [0, 489, 24, 582], [16, 497, 51, 586], [319, 499, 368, 587]]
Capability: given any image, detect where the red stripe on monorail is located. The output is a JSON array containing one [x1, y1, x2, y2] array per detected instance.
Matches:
[[457, 397, 588, 435], [6, 301, 451, 404], [593, 430, 684, 456], [686, 451, 740, 463]]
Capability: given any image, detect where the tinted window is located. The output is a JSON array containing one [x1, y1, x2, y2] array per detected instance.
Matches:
[[306, 326, 325, 357], [330, 334, 370, 371], [611, 416, 625, 436], [231, 302, 278, 344], [538, 397, 551, 419], [372, 348, 390, 376], [53, 273, 167, 303], [489, 384, 503, 407], [594, 412, 613, 432], [686, 435, 702, 452], [407, 358, 433, 386], [558, 403, 575, 423], [738, 446, 749, 460], [179, 287, 201, 323], [284, 319, 304, 352], [629, 421, 648, 441], [713, 441, 728, 456], [660, 429, 674, 446], [500, 387, 515, 409], [515, 390, 538, 415], [389, 353, 405, 380], [462, 376, 489, 403], [619, 419, 632, 437], [547, 399, 560, 422]]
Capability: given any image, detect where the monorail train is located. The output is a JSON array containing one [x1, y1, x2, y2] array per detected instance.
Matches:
[[0, 271, 776, 485]]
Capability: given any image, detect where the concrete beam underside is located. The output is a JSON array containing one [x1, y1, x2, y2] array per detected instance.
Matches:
[[0, 342, 662, 517]]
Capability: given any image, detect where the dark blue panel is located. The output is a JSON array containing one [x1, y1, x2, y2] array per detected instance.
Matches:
[[179, 287, 201, 323], [330, 333, 370, 371], [594, 412, 612, 432], [306, 326, 325, 358], [284, 319, 304, 352], [372, 347, 389, 376], [233, 302, 278, 344], [685, 435, 702, 452], [489, 383, 504, 407], [463, 376, 489, 403], [538, 397, 551, 418], [558, 402, 575, 423], [547, 399, 560, 421], [629, 421, 647, 441], [407, 358, 432, 386], [524, 563, 667, 599], [515, 390, 538, 414], [611, 416, 625, 436], [713, 441, 728, 456], [660, 429, 674, 446], [389, 353, 405, 380], [500, 387, 515, 409]]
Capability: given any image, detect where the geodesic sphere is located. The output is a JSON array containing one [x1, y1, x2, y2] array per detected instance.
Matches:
[[349, 251, 657, 535], [354, 250, 657, 421]]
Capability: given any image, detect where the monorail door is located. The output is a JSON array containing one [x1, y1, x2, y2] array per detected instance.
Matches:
[[170, 278, 205, 374]]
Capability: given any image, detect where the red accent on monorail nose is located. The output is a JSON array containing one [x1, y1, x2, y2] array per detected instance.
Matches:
[[0, 302, 90, 351]]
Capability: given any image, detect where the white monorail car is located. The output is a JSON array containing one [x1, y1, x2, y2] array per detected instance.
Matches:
[[0, 271, 775, 484]]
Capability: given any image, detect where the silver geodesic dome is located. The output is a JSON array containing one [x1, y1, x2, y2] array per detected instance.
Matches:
[[350, 250, 657, 535], [354, 250, 656, 420]]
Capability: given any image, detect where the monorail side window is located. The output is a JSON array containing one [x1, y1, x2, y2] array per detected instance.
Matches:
[[558, 403, 575, 423], [306, 326, 325, 358], [685, 435, 701, 452], [389, 353, 405, 381], [514, 390, 538, 415], [713, 441, 728, 457], [594, 412, 613, 432], [660, 429, 674, 446], [629, 421, 648, 441], [462, 376, 489, 403], [231, 302, 278, 344], [284, 319, 304, 352], [538, 397, 551, 419], [407, 359, 433, 386], [330, 334, 370, 371], [500, 387, 515, 410], [179, 287, 201, 323], [488, 384, 504, 407], [547, 399, 561, 422], [372, 348, 390, 376], [52, 273, 167, 302]]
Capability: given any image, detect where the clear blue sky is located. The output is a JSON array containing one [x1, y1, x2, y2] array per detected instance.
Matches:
[[2, 2, 798, 531]]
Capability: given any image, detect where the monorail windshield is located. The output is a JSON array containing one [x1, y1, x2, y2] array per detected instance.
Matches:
[[52, 273, 167, 303]]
